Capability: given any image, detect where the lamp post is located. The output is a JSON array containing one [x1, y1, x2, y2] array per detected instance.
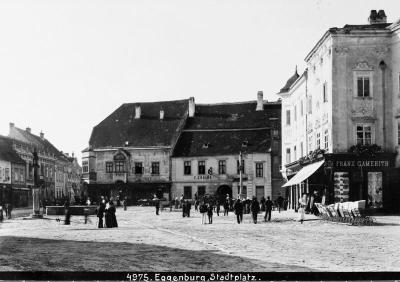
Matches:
[[31, 151, 43, 218]]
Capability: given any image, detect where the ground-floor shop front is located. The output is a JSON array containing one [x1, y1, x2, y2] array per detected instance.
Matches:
[[283, 153, 399, 213], [172, 178, 272, 203], [0, 184, 32, 208], [87, 182, 171, 205]]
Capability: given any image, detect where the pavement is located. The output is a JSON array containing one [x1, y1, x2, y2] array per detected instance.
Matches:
[[0, 206, 399, 272]]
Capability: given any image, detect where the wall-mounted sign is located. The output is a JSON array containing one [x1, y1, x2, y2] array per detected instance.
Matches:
[[194, 175, 213, 180], [332, 160, 389, 168]]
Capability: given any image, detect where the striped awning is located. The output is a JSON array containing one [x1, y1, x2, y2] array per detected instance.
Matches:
[[282, 160, 324, 187]]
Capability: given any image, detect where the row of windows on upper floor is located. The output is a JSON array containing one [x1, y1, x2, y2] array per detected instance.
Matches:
[[285, 129, 329, 164], [284, 74, 383, 126], [284, 122, 400, 165], [83, 160, 266, 178]]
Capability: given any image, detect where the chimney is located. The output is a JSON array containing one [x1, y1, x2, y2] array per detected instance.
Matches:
[[160, 109, 164, 120], [72, 152, 74, 158], [9, 122, 14, 129], [188, 97, 195, 117], [40, 131, 44, 140], [26, 127, 31, 133], [368, 10, 387, 24], [256, 91, 264, 111], [135, 105, 141, 119]]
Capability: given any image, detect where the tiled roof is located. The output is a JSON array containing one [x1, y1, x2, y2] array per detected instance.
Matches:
[[0, 135, 26, 164], [185, 102, 281, 130], [173, 102, 280, 157], [172, 129, 271, 157], [89, 99, 189, 148], [9, 127, 63, 157]]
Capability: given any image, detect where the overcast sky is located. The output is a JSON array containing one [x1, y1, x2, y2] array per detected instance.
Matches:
[[1, 0, 399, 162]]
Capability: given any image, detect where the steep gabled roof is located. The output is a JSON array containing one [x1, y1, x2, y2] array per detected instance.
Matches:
[[172, 129, 271, 157], [185, 102, 280, 130], [172, 102, 280, 157], [89, 99, 189, 148], [0, 135, 26, 164], [9, 127, 63, 157]]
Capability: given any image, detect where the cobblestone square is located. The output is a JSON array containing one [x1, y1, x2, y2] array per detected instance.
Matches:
[[0, 207, 399, 272]]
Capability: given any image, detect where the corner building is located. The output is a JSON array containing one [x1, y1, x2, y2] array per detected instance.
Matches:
[[279, 10, 400, 212]]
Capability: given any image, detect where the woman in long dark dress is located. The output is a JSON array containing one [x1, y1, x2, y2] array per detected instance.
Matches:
[[104, 202, 112, 228], [109, 202, 118, 228]]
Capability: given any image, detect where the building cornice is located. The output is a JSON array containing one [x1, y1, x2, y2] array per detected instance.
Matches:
[[182, 127, 270, 133]]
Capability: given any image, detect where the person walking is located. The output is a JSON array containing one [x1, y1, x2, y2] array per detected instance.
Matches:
[[276, 194, 284, 213], [0, 205, 3, 222], [260, 196, 266, 212], [216, 200, 220, 216], [123, 196, 128, 211], [182, 200, 187, 217], [264, 196, 273, 222], [199, 201, 207, 224], [186, 200, 191, 217], [6, 203, 12, 219], [223, 194, 230, 216], [64, 199, 71, 225], [207, 203, 213, 224], [96, 201, 105, 228], [298, 193, 307, 224], [194, 199, 199, 212], [250, 196, 260, 224], [155, 197, 160, 215], [233, 197, 243, 224], [108, 201, 118, 228]]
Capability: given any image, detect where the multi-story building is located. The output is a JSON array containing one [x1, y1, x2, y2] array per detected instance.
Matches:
[[83, 99, 190, 203], [8, 123, 75, 204], [0, 135, 29, 207], [171, 92, 282, 202], [278, 10, 400, 212]]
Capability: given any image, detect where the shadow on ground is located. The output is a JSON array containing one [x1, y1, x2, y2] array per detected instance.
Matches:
[[0, 236, 313, 272]]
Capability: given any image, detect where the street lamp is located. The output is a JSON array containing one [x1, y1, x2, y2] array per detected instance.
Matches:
[[239, 151, 243, 199]]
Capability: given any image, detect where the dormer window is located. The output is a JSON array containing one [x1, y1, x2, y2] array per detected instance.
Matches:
[[242, 140, 248, 147]]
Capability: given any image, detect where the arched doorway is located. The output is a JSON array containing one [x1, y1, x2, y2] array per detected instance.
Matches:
[[216, 185, 232, 202]]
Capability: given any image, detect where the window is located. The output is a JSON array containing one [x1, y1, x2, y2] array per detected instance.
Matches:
[[286, 110, 291, 125], [356, 124, 372, 145], [28, 162, 33, 179], [106, 162, 113, 173], [237, 159, 245, 174], [294, 146, 297, 160], [300, 100, 304, 116], [255, 163, 263, 178], [357, 77, 370, 97], [198, 161, 205, 175], [184, 161, 191, 175], [238, 185, 247, 197], [218, 160, 226, 174], [300, 142, 304, 157], [307, 96, 312, 114], [198, 186, 206, 197], [20, 168, 24, 182], [308, 135, 313, 154], [324, 130, 329, 149], [151, 162, 160, 175], [115, 161, 125, 173], [294, 106, 297, 122], [184, 186, 192, 199], [316, 132, 321, 149], [323, 82, 328, 102], [134, 162, 143, 174], [272, 129, 279, 137], [82, 161, 88, 173], [286, 148, 291, 164]]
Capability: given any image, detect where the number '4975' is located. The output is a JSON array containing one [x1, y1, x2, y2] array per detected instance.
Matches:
[[126, 273, 149, 281]]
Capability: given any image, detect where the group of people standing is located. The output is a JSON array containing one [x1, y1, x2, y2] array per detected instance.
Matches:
[[96, 196, 118, 228], [0, 203, 13, 222]]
